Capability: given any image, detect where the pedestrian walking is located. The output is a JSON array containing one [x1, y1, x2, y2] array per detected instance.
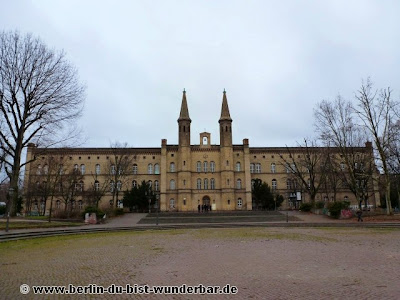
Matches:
[[356, 209, 363, 222]]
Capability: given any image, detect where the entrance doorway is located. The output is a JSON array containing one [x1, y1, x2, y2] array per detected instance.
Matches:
[[202, 196, 210, 206]]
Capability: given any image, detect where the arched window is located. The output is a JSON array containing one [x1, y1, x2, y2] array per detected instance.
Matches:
[[154, 180, 159, 191], [94, 180, 100, 191], [255, 163, 261, 173], [169, 199, 175, 209], [344, 196, 349, 201], [59, 164, 64, 175], [210, 161, 215, 172], [237, 198, 243, 208], [74, 164, 78, 172], [110, 181, 115, 192], [272, 179, 277, 190], [196, 161, 201, 172], [197, 178, 202, 189], [170, 162, 175, 172], [287, 179, 292, 190], [133, 164, 138, 174], [132, 180, 137, 188], [204, 178, 208, 189], [43, 164, 48, 175], [148, 164, 153, 174], [154, 164, 160, 174], [36, 164, 42, 175], [203, 161, 208, 172], [111, 164, 116, 175], [251, 179, 255, 188], [117, 180, 122, 191], [236, 179, 242, 189], [95, 164, 101, 175], [71, 200, 76, 209], [170, 180, 175, 190], [148, 180, 153, 189], [271, 163, 276, 173], [236, 162, 241, 172], [250, 163, 255, 173], [56, 200, 61, 209], [79, 180, 84, 191], [78, 200, 83, 210], [80, 164, 85, 175], [210, 178, 215, 189]]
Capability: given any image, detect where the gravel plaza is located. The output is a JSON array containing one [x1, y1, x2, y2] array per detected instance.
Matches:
[[1, 225, 400, 299]]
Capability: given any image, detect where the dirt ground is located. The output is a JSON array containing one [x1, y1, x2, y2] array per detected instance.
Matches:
[[1, 227, 399, 299]]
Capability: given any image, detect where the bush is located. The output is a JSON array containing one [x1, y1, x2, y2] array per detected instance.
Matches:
[[82, 206, 104, 219], [328, 201, 350, 219], [315, 201, 325, 209], [299, 203, 313, 212], [114, 208, 124, 216]]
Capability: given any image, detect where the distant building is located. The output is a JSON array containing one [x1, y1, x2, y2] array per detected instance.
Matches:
[[24, 91, 380, 213]]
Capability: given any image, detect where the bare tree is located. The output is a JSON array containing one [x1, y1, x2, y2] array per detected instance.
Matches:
[[106, 142, 134, 208], [279, 139, 328, 205], [315, 94, 377, 210], [86, 172, 109, 208], [58, 163, 83, 218], [0, 31, 85, 215], [353, 79, 398, 214]]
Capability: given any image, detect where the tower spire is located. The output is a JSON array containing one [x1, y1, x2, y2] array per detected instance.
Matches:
[[219, 89, 232, 121], [178, 89, 191, 121]]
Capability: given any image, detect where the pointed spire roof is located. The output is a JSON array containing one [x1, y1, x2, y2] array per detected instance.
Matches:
[[219, 89, 232, 122], [178, 89, 191, 122]]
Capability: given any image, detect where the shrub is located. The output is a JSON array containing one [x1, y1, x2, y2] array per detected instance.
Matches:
[[315, 201, 325, 209], [328, 201, 349, 219], [299, 202, 313, 212], [82, 206, 104, 219], [114, 208, 124, 216]]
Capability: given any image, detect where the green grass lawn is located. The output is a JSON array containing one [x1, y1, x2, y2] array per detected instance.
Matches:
[[0, 221, 83, 230]]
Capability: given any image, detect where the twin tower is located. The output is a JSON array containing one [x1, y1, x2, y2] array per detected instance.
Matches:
[[177, 90, 233, 147]]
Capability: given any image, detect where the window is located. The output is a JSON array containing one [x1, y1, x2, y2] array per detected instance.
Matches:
[[148, 180, 153, 189], [291, 163, 296, 172], [78, 200, 83, 210], [79, 180, 84, 191], [236, 179, 242, 189], [169, 199, 175, 209], [287, 179, 292, 190], [197, 178, 202, 189], [95, 180, 100, 191], [36, 164, 42, 175], [210, 161, 215, 172], [154, 180, 159, 191], [251, 179, 255, 188], [170, 180, 175, 190], [74, 164, 78, 172], [110, 181, 115, 192], [210, 178, 215, 189], [132, 180, 137, 188], [286, 163, 291, 173], [133, 164, 138, 174], [95, 164, 100, 175], [170, 162, 175, 172], [237, 198, 243, 208], [80, 164, 85, 175], [203, 136, 208, 145], [271, 163, 276, 173], [272, 179, 277, 191], [71, 200, 76, 209], [255, 163, 261, 173], [43, 164, 48, 175], [154, 164, 160, 174], [59, 164, 64, 175], [250, 163, 255, 173], [56, 200, 60, 209], [117, 180, 122, 191], [111, 164, 116, 175], [204, 178, 208, 189], [196, 161, 201, 172], [148, 164, 153, 174], [344, 196, 349, 201], [203, 161, 208, 172], [236, 162, 241, 172]]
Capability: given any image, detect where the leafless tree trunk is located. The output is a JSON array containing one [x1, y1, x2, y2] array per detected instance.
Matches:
[[353, 79, 398, 214], [0, 31, 85, 216]]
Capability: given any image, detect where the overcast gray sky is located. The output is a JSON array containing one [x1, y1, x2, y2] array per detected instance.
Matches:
[[1, 0, 399, 148]]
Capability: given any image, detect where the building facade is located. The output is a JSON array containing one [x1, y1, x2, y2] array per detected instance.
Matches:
[[24, 91, 380, 213]]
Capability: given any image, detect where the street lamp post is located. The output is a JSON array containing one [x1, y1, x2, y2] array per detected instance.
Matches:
[[5, 187, 14, 233], [146, 191, 151, 214], [156, 193, 159, 226]]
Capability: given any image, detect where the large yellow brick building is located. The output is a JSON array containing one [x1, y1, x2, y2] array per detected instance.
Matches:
[[24, 91, 380, 213]]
